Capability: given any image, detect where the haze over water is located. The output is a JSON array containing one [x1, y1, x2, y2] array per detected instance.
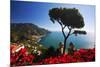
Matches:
[[39, 31, 95, 49]]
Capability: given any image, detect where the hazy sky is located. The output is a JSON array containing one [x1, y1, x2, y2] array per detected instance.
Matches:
[[11, 1, 95, 32]]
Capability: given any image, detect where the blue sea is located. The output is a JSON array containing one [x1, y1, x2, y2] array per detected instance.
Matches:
[[39, 31, 95, 49]]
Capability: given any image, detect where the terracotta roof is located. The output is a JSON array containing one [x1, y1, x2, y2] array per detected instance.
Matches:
[[11, 44, 24, 53]]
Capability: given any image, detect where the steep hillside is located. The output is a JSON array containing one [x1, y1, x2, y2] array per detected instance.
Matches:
[[11, 23, 50, 42]]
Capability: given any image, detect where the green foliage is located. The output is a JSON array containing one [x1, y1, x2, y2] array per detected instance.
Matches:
[[73, 30, 87, 35], [11, 23, 50, 42], [49, 8, 84, 28]]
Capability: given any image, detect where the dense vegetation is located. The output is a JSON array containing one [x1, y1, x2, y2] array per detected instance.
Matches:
[[10, 47, 95, 66], [11, 23, 50, 42]]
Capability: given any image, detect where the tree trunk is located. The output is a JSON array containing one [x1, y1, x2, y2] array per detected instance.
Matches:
[[63, 29, 71, 54]]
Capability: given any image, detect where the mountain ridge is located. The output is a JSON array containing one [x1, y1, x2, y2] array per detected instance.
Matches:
[[11, 23, 50, 42]]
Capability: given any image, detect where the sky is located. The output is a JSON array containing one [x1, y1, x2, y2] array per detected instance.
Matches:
[[11, 1, 95, 32]]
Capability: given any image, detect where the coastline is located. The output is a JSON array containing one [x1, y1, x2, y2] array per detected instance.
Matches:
[[37, 35, 46, 42], [31, 34, 47, 43], [37, 32, 50, 43]]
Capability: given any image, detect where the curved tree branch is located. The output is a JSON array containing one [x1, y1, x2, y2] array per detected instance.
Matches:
[[62, 26, 66, 38], [63, 28, 72, 54], [57, 20, 66, 38]]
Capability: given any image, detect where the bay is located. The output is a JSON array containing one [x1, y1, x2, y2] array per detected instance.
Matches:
[[39, 31, 95, 49]]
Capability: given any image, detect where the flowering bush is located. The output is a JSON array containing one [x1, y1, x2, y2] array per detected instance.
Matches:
[[10, 47, 95, 66], [10, 48, 35, 66]]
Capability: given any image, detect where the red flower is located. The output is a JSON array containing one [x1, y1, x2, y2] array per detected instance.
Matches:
[[20, 48, 27, 54], [10, 46, 95, 66]]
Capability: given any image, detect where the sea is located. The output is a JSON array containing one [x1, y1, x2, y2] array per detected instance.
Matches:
[[39, 31, 95, 49]]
